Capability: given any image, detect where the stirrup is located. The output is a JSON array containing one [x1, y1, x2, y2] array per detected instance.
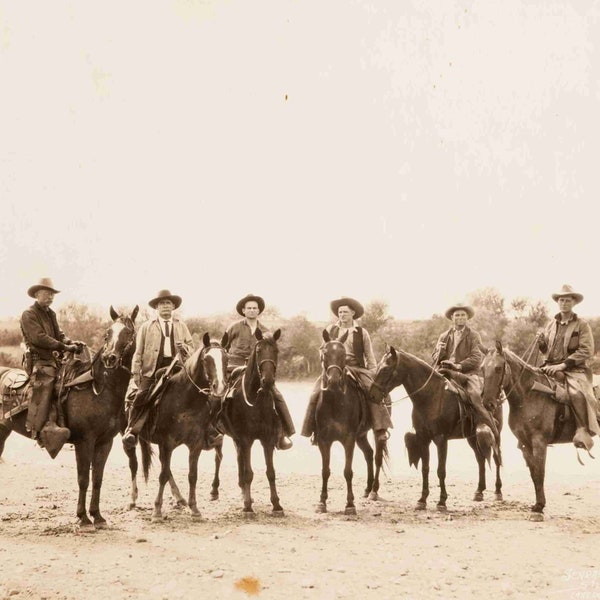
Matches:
[[375, 429, 390, 442], [277, 436, 293, 450]]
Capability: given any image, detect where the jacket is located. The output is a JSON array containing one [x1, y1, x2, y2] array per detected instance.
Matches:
[[132, 317, 193, 380], [225, 319, 269, 368], [432, 325, 483, 373], [20, 302, 72, 361]]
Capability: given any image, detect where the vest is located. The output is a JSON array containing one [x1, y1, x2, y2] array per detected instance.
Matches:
[[330, 325, 365, 369]]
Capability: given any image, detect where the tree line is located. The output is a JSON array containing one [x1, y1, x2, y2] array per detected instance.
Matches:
[[1, 287, 600, 377]]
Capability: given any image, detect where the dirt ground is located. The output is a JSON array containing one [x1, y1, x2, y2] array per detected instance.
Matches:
[[1, 381, 599, 600]]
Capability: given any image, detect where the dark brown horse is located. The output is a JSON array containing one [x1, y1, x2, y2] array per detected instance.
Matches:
[[139, 333, 229, 521], [219, 328, 285, 516], [370, 346, 503, 510], [315, 330, 388, 515], [481, 341, 595, 521], [0, 305, 138, 530]]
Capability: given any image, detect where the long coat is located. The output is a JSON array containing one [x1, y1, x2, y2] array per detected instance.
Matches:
[[432, 325, 483, 374]]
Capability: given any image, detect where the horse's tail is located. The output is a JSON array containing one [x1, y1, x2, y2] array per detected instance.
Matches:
[[475, 424, 495, 467], [376, 437, 390, 474], [404, 431, 421, 469], [140, 438, 154, 483]]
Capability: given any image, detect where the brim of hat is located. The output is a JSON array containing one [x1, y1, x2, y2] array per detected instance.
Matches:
[[445, 306, 474, 320], [330, 298, 364, 319], [28, 285, 60, 298], [552, 293, 583, 304], [236, 296, 265, 316], [149, 295, 182, 309]]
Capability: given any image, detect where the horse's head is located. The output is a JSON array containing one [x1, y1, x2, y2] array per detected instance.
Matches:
[[198, 332, 229, 398], [101, 305, 139, 369], [252, 328, 281, 391], [320, 329, 348, 392], [370, 345, 399, 403], [481, 340, 510, 410]]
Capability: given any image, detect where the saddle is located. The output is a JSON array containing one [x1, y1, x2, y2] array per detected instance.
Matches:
[[439, 370, 471, 406], [529, 376, 571, 405], [0, 368, 31, 419]]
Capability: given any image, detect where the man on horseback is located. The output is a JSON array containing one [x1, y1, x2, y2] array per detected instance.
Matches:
[[122, 289, 197, 449], [20, 278, 81, 454], [536, 284, 600, 451], [432, 303, 499, 440], [223, 294, 295, 450], [301, 297, 393, 444]]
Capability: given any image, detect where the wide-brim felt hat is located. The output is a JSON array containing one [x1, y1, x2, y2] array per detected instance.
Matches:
[[445, 303, 475, 320], [28, 277, 60, 298], [551, 284, 583, 305], [330, 297, 364, 319], [148, 289, 182, 309], [236, 294, 265, 316]]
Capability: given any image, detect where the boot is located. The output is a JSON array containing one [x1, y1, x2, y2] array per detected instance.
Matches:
[[570, 391, 594, 451], [204, 398, 224, 449], [39, 421, 70, 459]]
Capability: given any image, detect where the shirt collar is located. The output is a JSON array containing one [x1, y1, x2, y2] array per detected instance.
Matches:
[[337, 320, 358, 332], [554, 312, 577, 325]]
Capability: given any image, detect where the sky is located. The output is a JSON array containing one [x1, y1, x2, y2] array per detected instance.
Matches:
[[1, 0, 599, 323]]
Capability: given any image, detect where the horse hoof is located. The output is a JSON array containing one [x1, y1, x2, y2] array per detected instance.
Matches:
[[94, 520, 108, 530], [344, 506, 357, 516], [243, 511, 256, 520], [77, 523, 96, 534], [473, 492, 484, 502], [191, 512, 203, 521], [272, 509, 285, 518], [128, 503, 136, 511], [151, 514, 164, 523], [173, 500, 187, 510], [315, 503, 327, 514], [210, 493, 219, 502], [529, 512, 544, 522], [494, 493, 504, 502], [368, 492, 379, 501], [436, 504, 447, 512], [415, 502, 427, 511]]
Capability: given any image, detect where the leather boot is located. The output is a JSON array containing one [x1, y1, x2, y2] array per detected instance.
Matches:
[[40, 421, 71, 459]]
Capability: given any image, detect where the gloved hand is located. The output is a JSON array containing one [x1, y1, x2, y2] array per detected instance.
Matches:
[[440, 360, 460, 371], [64, 344, 79, 353]]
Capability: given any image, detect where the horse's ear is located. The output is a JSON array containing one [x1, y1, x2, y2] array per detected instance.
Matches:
[[255, 328, 263, 341], [322, 329, 330, 343], [220, 332, 229, 348], [203, 332, 211, 348], [495, 340, 503, 354], [273, 328, 281, 342], [131, 305, 139, 323], [389, 345, 397, 359], [339, 330, 349, 344], [109, 305, 119, 321]]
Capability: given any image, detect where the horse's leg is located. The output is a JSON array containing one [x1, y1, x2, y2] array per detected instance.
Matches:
[[89, 439, 114, 529], [187, 444, 202, 519], [317, 441, 331, 513], [123, 444, 139, 510], [343, 438, 357, 515], [435, 436, 448, 511], [416, 439, 430, 510], [168, 470, 187, 509], [74, 440, 94, 531], [0, 420, 13, 460], [152, 444, 173, 522], [493, 447, 503, 501], [523, 437, 548, 520], [262, 441, 284, 516], [210, 440, 223, 501], [236, 440, 254, 515], [355, 434, 375, 499], [467, 435, 486, 502]]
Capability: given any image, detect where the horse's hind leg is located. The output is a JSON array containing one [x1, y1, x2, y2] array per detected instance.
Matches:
[[262, 442, 283, 516], [74, 440, 94, 531], [187, 444, 202, 519], [355, 434, 374, 499], [168, 471, 187, 509], [343, 439, 357, 515], [434, 436, 448, 511], [152, 445, 173, 522], [0, 420, 13, 460], [89, 439, 114, 529], [210, 440, 223, 501], [124, 444, 139, 509], [468, 435, 486, 502]]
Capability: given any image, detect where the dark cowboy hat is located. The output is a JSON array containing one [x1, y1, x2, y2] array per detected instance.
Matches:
[[148, 289, 182, 310], [236, 294, 265, 316], [551, 284, 583, 305], [445, 302, 475, 320], [330, 297, 364, 319], [28, 277, 61, 298]]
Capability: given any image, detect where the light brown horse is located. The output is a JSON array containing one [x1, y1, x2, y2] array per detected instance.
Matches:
[[481, 341, 596, 521]]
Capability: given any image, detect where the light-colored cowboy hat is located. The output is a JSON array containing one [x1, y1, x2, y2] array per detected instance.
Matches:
[[445, 302, 475, 320], [28, 277, 60, 298], [236, 294, 265, 316], [330, 297, 364, 319], [551, 284, 583, 305], [148, 289, 182, 310]]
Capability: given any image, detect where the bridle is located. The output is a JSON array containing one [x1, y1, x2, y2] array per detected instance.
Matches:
[[182, 342, 228, 397], [241, 339, 277, 407], [320, 341, 346, 391]]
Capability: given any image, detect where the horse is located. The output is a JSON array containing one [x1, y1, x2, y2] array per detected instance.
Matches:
[[219, 328, 285, 516], [139, 332, 229, 522], [0, 305, 138, 530], [481, 341, 596, 521], [314, 330, 388, 515], [370, 346, 503, 510]]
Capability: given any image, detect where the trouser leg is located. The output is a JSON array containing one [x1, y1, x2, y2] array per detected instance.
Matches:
[[126, 377, 153, 436], [301, 378, 321, 437], [273, 386, 295, 437], [368, 399, 393, 430], [26, 363, 57, 437]]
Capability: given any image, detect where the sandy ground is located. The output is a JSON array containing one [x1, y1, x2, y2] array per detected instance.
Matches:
[[1, 381, 599, 600]]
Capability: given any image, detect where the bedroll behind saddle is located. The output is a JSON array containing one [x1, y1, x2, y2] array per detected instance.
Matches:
[[0, 367, 31, 419]]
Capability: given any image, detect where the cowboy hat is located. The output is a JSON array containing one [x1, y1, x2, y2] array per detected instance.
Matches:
[[148, 289, 182, 310], [236, 294, 265, 316], [27, 277, 60, 298], [445, 303, 475, 320], [551, 284, 583, 304], [330, 297, 364, 319]]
